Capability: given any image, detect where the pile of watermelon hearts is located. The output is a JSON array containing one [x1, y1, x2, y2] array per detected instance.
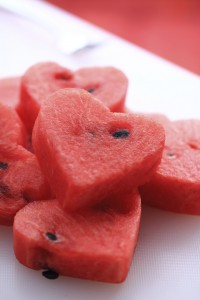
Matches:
[[0, 62, 200, 283]]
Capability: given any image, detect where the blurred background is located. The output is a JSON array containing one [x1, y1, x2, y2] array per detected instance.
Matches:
[[46, 0, 200, 75]]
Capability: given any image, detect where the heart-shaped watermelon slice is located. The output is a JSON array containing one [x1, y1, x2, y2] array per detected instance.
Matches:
[[0, 77, 21, 109], [17, 62, 128, 132], [140, 117, 200, 214], [32, 88, 165, 212], [0, 103, 51, 225], [13, 190, 141, 283]]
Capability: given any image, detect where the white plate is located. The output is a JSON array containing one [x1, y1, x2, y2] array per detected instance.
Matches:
[[1, 1, 200, 300]]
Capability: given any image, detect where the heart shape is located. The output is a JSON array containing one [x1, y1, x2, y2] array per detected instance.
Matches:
[[18, 62, 128, 132], [140, 116, 200, 214], [33, 88, 165, 212], [14, 190, 141, 283]]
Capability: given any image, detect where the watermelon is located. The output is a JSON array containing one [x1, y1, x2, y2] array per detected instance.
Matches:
[[17, 62, 128, 132], [13, 190, 141, 283], [143, 113, 170, 125], [140, 117, 200, 215], [123, 110, 170, 125], [32, 88, 165, 212], [0, 103, 27, 151], [0, 77, 21, 109], [0, 103, 51, 225]]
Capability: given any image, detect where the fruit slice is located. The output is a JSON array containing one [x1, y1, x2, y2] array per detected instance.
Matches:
[[18, 62, 128, 132], [0, 77, 21, 109], [13, 190, 141, 283], [32, 88, 165, 212], [0, 150, 51, 225], [0, 103, 51, 225], [0, 102, 26, 149], [140, 118, 200, 215]]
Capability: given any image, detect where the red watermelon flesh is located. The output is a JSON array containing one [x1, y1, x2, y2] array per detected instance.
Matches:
[[140, 118, 200, 215], [143, 113, 170, 125], [123, 110, 170, 124], [0, 77, 21, 109], [0, 149, 51, 226], [0, 103, 27, 149], [13, 190, 141, 283], [32, 88, 165, 212], [0, 104, 51, 225], [18, 62, 128, 133], [0, 99, 32, 153]]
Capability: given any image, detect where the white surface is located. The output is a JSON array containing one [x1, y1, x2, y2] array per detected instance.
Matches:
[[0, 1, 200, 300]]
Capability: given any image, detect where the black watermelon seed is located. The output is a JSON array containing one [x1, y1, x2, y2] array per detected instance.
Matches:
[[0, 162, 8, 170], [167, 152, 175, 157], [45, 232, 57, 241], [87, 88, 95, 93], [112, 129, 130, 139], [42, 269, 59, 280]]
